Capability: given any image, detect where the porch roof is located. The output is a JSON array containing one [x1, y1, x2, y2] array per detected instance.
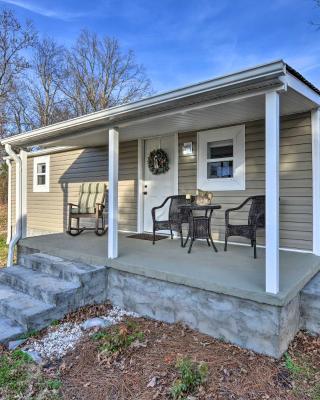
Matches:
[[2, 60, 320, 149]]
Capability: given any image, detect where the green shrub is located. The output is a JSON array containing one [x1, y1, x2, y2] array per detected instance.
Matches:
[[94, 321, 144, 358], [170, 357, 208, 399]]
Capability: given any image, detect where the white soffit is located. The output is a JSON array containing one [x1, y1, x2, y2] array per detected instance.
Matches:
[[36, 87, 316, 148]]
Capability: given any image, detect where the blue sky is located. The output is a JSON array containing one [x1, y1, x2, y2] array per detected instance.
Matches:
[[1, 0, 320, 92]]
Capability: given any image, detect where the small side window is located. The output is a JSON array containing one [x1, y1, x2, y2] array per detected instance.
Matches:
[[33, 156, 50, 192]]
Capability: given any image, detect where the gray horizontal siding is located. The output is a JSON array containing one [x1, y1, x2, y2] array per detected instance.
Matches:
[[24, 141, 138, 235], [178, 112, 312, 251]]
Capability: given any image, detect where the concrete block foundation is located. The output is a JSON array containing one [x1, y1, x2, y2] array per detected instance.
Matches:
[[107, 268, 301, 358]]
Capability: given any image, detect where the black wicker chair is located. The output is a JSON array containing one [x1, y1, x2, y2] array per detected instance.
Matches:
[[151, 195, 193, 246], [224, 195, 265, 258]]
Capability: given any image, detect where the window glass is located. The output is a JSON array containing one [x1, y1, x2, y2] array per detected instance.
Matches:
[[37, 163, 46, 174], [207, 139, 233, 159], [37, 175, 46, 185], [207, 160, 233, 179]]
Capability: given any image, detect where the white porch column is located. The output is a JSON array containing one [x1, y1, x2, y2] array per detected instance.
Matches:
[[20, 149, 28, 238], [265, 91, 280, 294], [108, 127, 119, 259], [312, 108, 320, 255], [6, 159, 12, 245]]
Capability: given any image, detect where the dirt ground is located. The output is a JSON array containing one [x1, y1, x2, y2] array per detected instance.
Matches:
[[55, 315, 320, 400], [0, 303, 319, 399]]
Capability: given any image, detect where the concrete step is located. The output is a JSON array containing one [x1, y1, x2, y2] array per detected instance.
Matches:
[[301, 272, 320, 335], [0, 266, 81, 307], [19, 252, 106, 285], [0, 315, 25, 344], [0, 283, 59, 331]]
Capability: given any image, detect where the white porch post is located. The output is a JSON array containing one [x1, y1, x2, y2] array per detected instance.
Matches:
[[312, 108, 320, 255], [20, 149, 28, 238], [108, 127, 119, 259], [6, 159, 12, 245], [265, 91, 280, 294]]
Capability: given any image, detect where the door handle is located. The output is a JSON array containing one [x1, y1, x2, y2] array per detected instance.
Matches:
[[143, 191, 147, 195]]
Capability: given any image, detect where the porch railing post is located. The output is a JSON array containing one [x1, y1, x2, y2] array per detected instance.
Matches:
[[265, 91, 280, 294], [312, 108, 320, 255], [108, 127, 119, 259]]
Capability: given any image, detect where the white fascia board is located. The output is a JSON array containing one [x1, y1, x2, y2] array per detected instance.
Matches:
[[281, 72, 320, 106], [1, 60, 286, 147]]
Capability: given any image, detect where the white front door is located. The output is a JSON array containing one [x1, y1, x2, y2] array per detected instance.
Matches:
[[143, 136, 176, 232]]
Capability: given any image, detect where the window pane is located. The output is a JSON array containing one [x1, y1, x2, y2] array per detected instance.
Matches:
[[207, 160, 233, 179], [207, 139, 233, 159], [37, 175, 46, 185], [37, 163, 46, 174]]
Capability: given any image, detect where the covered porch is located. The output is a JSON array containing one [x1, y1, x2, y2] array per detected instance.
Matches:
[[3, 60, 320, 298], [19, 231, 320, 307]]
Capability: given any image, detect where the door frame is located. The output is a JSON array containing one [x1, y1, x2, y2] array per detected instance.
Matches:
[[137, 133, 179, 233]]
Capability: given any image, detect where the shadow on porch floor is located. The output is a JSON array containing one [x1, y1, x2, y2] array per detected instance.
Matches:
[[19, 232, 320, 307]]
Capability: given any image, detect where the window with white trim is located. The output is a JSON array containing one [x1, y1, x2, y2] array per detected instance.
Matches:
[[197, 125, 245, 191], [33, 155, 50, 192]]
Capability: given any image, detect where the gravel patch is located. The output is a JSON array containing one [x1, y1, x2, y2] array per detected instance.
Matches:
[[23, 306, 140, 360], [100, 306, 139, 324], [24, 322, 83, 360]]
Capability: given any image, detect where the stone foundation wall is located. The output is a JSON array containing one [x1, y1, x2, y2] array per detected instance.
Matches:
[[107, 268, 301, 359], [301, 272, 320, 335]]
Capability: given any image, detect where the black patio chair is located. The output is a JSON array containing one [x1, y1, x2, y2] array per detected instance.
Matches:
[[224, 195, 265, 258], [151, 195, 193, 246]]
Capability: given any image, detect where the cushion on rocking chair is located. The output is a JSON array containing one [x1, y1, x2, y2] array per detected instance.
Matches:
[[77, 182, 106, 214]]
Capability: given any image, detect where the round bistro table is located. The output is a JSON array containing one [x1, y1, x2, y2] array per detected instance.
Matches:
[[178, 204, 221, 254]]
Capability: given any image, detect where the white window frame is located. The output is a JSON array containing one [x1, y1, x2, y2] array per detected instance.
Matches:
[[33, 155, 50, 192], [197, 124, 245, 191]]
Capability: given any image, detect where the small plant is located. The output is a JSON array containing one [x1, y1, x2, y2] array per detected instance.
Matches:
[[50, 320, 60, 326], [170, 357, 208, 399], [94, 321, 144, 361], [47, 379, 62, 390], [284, 353, 303, 375], [18, 329, 39, 340]]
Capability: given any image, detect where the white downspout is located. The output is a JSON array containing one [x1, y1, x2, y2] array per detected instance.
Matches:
[[5, 144, 22, 267], [5, 159, 12, 245]]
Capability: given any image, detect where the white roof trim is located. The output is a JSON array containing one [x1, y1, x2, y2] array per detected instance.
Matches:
[[280, 72, 320, 106], [4, 59, 319, 147], [1, 59, 286, 147]]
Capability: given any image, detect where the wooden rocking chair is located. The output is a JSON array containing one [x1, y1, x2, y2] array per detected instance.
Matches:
[[67, 182, 107, 236]]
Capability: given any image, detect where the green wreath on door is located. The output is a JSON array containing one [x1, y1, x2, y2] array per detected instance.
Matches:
[[148, 149, 170, 175]]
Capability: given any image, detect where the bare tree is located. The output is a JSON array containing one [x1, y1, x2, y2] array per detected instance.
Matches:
[[62, 30, 153, 116], [24, 37, 72, 129], [0, 9, 36, 103], [0, 11, 153, 136], [0, 9, 36, 137]]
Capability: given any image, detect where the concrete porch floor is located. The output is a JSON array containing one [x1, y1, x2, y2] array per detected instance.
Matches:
[[19, 232, 320, 307]]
